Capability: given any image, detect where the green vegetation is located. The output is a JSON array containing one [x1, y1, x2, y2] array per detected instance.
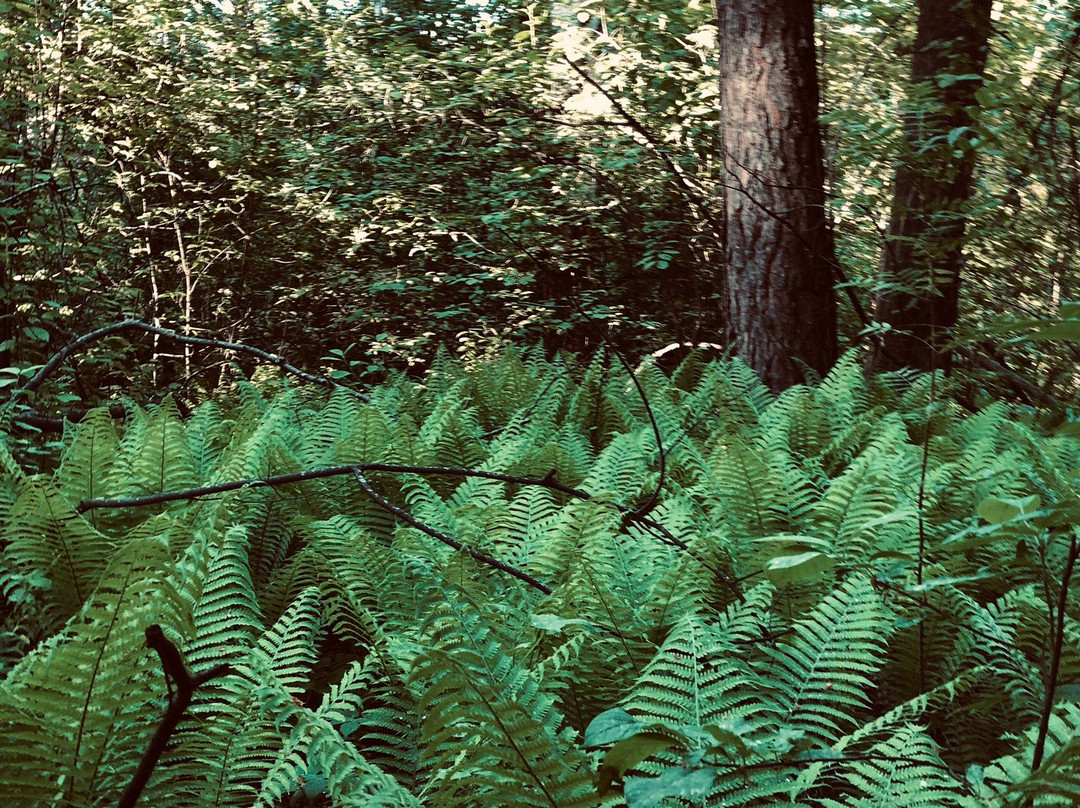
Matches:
[[2, 0, 1078, 391], [2, 0, 1080, 804], [2, 348, 1079, 805]]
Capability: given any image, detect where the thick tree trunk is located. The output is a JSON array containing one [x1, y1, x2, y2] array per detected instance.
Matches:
[[719, 0, 838, 392], [875, 0, 993, 372]]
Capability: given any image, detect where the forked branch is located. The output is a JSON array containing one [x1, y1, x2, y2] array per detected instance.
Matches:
[[77, 461, 739, 598], [117, 625, 233, 808]]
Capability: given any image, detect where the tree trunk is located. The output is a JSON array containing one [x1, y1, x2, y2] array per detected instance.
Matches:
[[875, 0, 993, 372], [719, 0, 838, 391]]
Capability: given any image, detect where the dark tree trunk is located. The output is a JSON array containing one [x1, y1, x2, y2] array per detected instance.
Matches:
[[719, 0, 838, 392], [875, 0, 993, 372]]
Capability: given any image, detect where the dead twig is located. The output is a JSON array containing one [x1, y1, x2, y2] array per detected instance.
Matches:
[[117, 625, 233, 808], [10, 319, 368, 409]]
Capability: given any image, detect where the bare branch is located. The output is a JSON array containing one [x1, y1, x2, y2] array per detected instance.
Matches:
[[75, 461, 740, 597], [117, 625, 233, 808], [12, 404, 127, 432], [9, 319, 368, 408], [352, 469, 553, 595], [563, 57, 725, 240]]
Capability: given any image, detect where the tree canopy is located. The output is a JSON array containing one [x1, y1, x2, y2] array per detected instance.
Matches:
[[2, 0, 1077, 396]]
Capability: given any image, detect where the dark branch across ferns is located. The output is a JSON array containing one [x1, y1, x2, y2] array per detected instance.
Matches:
[[76, 461, 740, 598], [11, 322, 737, 600]]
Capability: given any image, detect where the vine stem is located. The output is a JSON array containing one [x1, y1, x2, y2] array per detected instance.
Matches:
[[915, 364, 935, 696], [1031, 533, 1079, 771]]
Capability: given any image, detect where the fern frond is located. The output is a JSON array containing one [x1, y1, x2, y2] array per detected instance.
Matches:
[[624, 612, 766, 728], [813, 725, 964, 808], [104, 397, 198, 498], [0, 536, 178, 807], [810, 417, 912, 562], [413, 593, 597, 808], [765, 576, 890, 742], [150, 588, 324, 806], [185, 525, 263, 671], [1, 478, 115, 617], [971, 703, 1080, 808], [706, 436, 778, 538], [55, 408, 120, 509], [249, 654, 422, 807]]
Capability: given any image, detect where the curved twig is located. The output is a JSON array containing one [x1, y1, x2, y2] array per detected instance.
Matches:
[[1032, 535, 1080, 771], [611, 348, 665, 520], [10, 319, 369, 407]]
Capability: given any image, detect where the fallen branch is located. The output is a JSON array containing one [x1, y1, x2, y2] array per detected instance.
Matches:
[[77, 463, 586, 513], [956, 347, 1066, 412], [10, 319, 368, 407], [12, 404, 128, 432], [648, 342, 726, 362], [76, 461, 740, 598], [352, 469, 553, 594], [118, 625, 233, 808]]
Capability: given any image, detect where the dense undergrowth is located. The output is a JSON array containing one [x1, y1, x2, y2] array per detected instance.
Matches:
[[0, 347, 1078, 807]]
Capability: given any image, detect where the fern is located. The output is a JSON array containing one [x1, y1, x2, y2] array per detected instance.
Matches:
[[148, 588, 324, 806], [0, 536, 181, 807], [413, 592, 597, 808], [2, 478, 116, 618], [624, 613, 765, 728], [764, 576, 890, 743], [813, 726, 964, 808], [4, 346, 1080, 808], [969, 704, 1080, 807]]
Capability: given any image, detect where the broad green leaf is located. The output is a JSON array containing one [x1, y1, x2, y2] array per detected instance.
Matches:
[[531, 613, 595, 632], [704, 717, 752, 756], [599, 733, 682, 795], [1032, 321, 1080, 341], [906, 570, 996, 593], [756, 534, 832, 552], [22, 326, 49, 342], [977, 495, 1041, 524], [764, 551, 836, 586], [585, 708, 643, 748]]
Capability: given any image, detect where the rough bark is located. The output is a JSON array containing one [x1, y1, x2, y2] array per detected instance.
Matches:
[[875, 0, 993, 372], [719, 0, 838, 391]]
